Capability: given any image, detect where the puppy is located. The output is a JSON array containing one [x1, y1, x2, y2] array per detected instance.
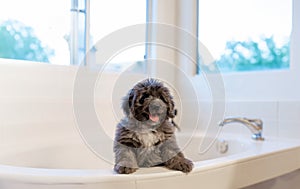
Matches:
[[114, 78, 193, 174]]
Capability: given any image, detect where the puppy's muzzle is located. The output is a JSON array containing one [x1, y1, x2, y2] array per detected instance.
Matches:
[[148, 99, 167, 123]]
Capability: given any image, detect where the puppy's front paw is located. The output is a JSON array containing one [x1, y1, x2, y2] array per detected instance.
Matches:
[[179, 158, 194, 173], [114, 164, 138, 174], [165, 157, 194, 173]]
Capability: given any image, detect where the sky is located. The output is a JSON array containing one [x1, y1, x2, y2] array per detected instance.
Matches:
[[0, 0, 292, 64], [199, 0, 292, 58]]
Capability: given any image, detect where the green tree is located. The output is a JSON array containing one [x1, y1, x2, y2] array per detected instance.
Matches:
[[201, 36, 290, 73], [0, 20, 54, 63]]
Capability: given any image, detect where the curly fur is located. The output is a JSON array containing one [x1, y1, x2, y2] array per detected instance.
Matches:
[[113, 78, 193, 174]]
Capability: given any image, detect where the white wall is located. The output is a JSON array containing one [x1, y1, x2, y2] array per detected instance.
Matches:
[[0, 59, 78, 154]]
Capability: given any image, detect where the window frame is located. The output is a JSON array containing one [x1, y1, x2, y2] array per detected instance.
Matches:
[[70, 0, 89, 66], [73, 0, 149, 72], [149, 0, 300, 101], [197, 0, 293, 74], [194, 0, 300, 101]]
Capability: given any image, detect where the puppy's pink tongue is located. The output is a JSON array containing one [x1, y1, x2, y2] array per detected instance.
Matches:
[[149, 115, 159, 122]]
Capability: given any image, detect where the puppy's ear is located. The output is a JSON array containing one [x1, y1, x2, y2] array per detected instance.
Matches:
[[167, 100, 176, 118], [161, 90, 176, 119], [166, 98, 180, 130], [122, 89, 134, 117]]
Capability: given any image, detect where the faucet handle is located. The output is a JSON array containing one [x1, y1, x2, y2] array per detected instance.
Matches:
[[243, 118, 265, 141], [245, 118, 263, 129]]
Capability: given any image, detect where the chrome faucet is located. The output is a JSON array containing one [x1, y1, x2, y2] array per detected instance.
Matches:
[[219, 117, 265, 141]]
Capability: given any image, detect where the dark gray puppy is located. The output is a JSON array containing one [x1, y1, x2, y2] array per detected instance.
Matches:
[[114, 78, 193, 174]]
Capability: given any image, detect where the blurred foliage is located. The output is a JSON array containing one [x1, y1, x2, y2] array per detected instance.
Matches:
[[0, 20, 54, 63], [201, 36, 290, 73]]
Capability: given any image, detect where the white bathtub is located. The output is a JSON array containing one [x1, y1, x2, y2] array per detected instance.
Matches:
[[0, 132, 300, 189]]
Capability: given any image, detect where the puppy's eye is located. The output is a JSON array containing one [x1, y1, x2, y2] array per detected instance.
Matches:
[[139, 94, 149, 104]]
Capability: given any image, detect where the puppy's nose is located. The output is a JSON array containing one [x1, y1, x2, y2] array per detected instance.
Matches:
[[150, 104, 160, 111], [149, 99, 164, 112]]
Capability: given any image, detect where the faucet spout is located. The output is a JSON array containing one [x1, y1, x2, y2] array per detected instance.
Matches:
[[219, 117, 264, 141]]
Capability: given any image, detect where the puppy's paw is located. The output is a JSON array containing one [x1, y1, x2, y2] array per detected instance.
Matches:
[[178, 158, 194, 173], [114, 164, 138, 174], [165, 157, 194, 173]]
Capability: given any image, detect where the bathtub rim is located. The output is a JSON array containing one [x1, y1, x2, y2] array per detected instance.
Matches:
[[0, 136, 299, 185]]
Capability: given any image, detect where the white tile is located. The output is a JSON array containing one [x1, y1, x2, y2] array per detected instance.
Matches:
[[278, 121, 300, 139], [278, 101, 300, 139], [278, 101, 300, 122], [224, 101, 277, 119]]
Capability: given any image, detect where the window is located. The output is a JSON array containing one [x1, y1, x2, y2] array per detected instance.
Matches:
[[0, 0, 70, 65], [88, 0, 147, 71], [0, 0, 147, 69], [198, 0, 292, 73]]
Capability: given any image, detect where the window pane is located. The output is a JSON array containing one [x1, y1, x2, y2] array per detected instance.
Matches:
[[0, 0, 70, 65], [90, 0, 146, 71], [198, 0, 292, 73]]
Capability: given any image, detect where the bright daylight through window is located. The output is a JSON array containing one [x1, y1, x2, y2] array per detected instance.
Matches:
[[0, 0, 146, 68], [198, 0, 292, 73], [89, 0, 146, 71], [0, 0, 70, 65]]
